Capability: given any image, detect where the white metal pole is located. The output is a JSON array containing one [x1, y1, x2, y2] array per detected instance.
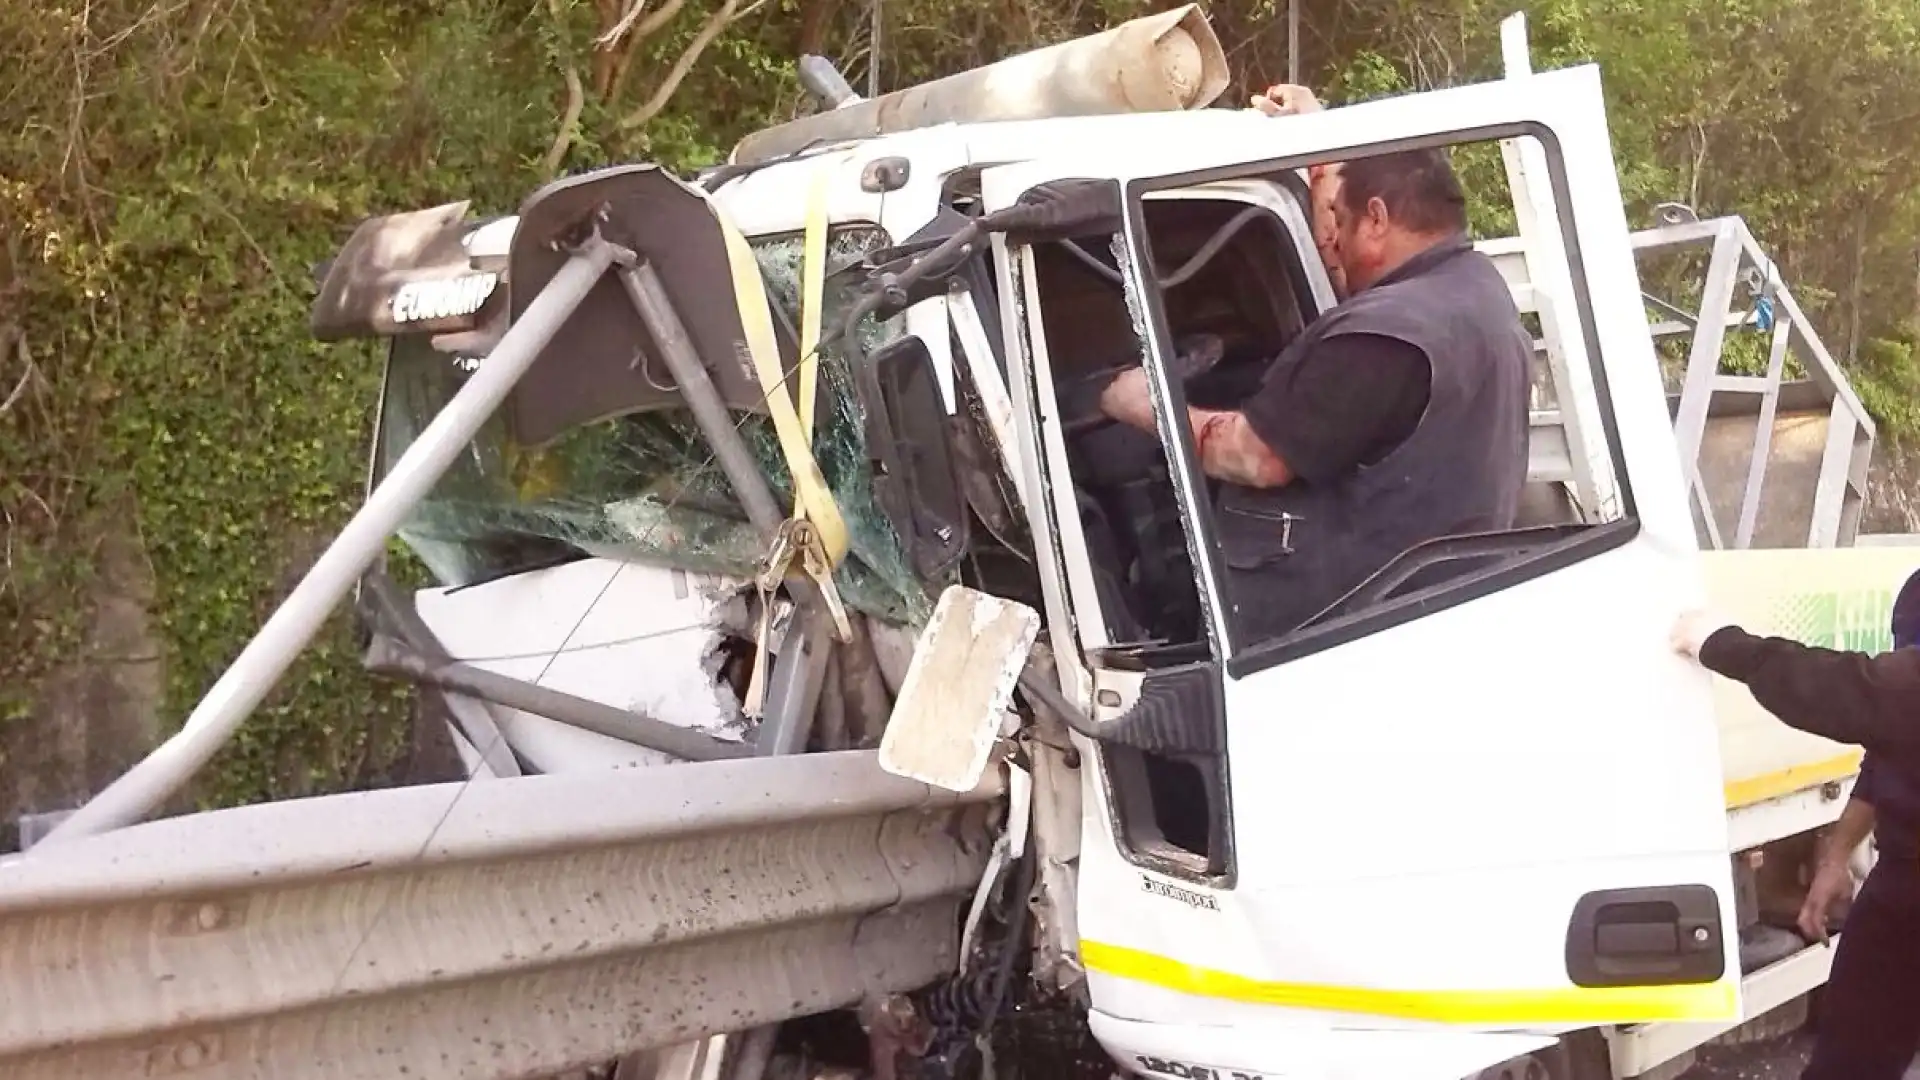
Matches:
[[1500, 11, 1532, 78], [1287, 0, 1300, 85], [41, 237, 619, 844]]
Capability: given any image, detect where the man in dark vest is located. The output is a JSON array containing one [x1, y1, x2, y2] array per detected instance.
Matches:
[[1094, 144, 1533, 642]]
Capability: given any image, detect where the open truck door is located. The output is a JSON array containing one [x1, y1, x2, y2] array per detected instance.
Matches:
[[980, 64, 1739, 1078]]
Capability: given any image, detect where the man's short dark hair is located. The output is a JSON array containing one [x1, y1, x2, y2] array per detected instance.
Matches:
[[1894, 568, 1920, 649], [1337, 148, 1469, 236]]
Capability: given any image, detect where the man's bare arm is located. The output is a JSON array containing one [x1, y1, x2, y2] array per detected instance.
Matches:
[[1192, 409, 1295, 487], [1094, 366, 1159, 431], [1821, 795, 1877, 867], [1097, 368, 1294, 488]]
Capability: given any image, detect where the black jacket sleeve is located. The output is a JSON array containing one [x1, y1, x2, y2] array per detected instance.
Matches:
[[1855, 751, 1883, 808], [1698, 626, 1920, 753]]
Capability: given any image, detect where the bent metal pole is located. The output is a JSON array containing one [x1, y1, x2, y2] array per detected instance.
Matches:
[[41, 234, 621, 844]]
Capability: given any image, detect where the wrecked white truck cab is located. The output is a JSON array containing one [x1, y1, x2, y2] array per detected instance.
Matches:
[[355, 47, 1765, 1080], [3, 8, 1904, 1080]]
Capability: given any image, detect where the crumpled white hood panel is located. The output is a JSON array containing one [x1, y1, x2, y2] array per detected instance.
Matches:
[[415, 557, 751, 774]]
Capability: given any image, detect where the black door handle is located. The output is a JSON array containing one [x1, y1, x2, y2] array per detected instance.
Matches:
[[1595, 919, 1679, 957], [1566, 885, 1726, 987]]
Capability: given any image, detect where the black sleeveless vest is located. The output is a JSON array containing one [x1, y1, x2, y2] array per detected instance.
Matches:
[[1214, 234, 1532, 643]]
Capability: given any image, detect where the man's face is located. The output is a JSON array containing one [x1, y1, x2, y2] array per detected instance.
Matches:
[[1330, 186, 1395, 295], [1308, 164, 1348, 300]]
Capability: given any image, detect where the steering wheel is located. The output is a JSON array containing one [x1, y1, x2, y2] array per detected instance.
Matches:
[[1064, 407, 1119, 438], [1058, 367, 1125, 438], [1058, 334, 1226, 438]]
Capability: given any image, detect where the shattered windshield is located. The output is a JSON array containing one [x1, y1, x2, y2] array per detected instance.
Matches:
[[376, 225, 931, 624]]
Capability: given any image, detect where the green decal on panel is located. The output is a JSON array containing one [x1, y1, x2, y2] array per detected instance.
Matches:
[[1767, 589, 1894, 654]]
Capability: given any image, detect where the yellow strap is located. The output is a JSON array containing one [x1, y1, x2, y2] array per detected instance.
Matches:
[[743, 583, 778, 719], [789, 173, 855, 643], [708, 200, 850, 565], [704, 174, 854, 721], [795, 167, 831, 443], [740, 519, 851, 718]]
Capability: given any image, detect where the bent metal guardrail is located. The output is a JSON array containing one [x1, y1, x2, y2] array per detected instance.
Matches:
[[0, 751, 999, 1080]]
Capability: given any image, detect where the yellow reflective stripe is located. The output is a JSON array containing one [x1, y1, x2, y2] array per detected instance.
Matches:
[[708, 203, 849, 565], [1080, 940, 1739, 1025], [1723, 751, 1862, 811]]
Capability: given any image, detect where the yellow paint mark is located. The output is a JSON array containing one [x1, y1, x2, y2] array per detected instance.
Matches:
[[1080, 940, 1740, 1025], [1722, 752, 1863, 811]]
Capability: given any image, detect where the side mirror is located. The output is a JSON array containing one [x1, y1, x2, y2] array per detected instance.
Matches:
[[858, 335, 970, 582]]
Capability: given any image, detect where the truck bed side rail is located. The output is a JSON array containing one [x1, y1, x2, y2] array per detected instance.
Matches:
[[1482, 214, 1876, 550]]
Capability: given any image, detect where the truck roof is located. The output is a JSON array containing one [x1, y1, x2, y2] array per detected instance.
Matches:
[[718, 108, 1279, 194], [733, 106, 1278, 176], [457, 109, 1287, 259]]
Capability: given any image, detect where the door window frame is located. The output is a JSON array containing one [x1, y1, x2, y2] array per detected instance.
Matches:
[[1115, 122, 1645, 677], [994, 183, 1329, 885], [1002, 180, 1336, 666]]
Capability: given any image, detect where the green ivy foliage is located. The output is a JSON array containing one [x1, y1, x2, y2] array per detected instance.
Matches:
[[3, 3, 555, 804], [0, 0, 818, 806], [9, 0, 1920, 810]]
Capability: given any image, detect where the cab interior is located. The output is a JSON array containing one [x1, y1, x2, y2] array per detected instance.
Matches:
[[1029, 185, 1321, 655], [1021, 183, 1323, 872], [1025, 180, 1580, 658]]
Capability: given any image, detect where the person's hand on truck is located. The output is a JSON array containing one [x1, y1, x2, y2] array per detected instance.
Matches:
[[1248, 83, 1349, 297], [1250, 83, 1322, 116], [1669, 607, 1735, 660]]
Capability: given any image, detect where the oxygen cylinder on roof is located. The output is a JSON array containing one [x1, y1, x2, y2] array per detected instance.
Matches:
[[730, 4, 1230, 165]]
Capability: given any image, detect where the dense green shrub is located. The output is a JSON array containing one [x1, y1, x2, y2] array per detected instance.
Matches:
[[6, 0, 1920, 806]]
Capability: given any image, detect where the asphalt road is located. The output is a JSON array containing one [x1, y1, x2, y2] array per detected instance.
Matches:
[[1676, 1035, 1815, 1080], [1677, 1034, 1920, 1079]]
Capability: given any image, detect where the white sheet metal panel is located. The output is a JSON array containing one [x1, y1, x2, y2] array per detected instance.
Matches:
[[1608, 936, 1839, 1078], [0, 752, 997, 1080], [989, 66, 1741, 1055]]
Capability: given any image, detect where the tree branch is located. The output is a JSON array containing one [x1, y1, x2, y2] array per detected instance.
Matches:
[[631, 0, 692, 44], [605, 0, 687, 105], [797, 0, 840, 55], [616, 0, 767, 131], [544, 0, 588, 175], [0, 328, 38, 418], [597, 0, 654, 47], [543, 64, 587, 177]]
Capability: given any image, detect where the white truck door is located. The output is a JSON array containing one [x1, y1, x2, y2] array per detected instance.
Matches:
[[981, 65, 1737, 1077]]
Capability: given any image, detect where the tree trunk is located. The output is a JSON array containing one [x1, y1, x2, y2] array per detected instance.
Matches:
[[798, 0, 838, 55], [1910, 244, 1920, 329], [1847, 207, 1867, 363]]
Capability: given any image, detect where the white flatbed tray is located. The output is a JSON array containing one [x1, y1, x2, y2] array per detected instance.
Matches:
[[1701, 547, 1905, 815]]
